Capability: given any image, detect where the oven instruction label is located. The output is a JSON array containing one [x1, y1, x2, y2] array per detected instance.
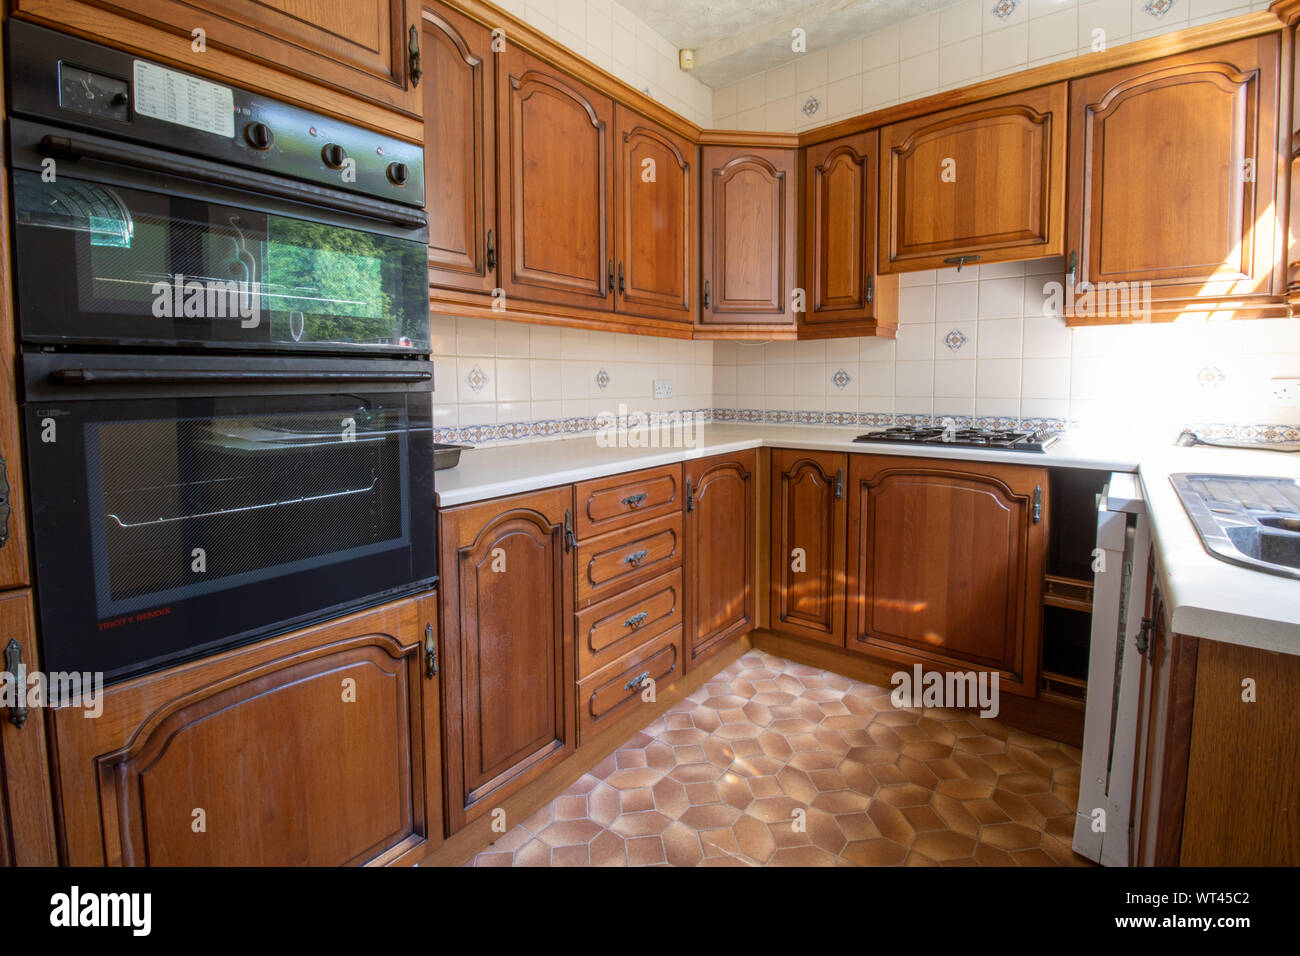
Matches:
[[132, 60, 234, 138]]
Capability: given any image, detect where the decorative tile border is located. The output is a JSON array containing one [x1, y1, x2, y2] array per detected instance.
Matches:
[[434, 408, 1300, 447]]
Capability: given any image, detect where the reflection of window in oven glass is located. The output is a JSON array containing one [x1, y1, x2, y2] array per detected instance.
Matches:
[[94, 411, 404, 603]]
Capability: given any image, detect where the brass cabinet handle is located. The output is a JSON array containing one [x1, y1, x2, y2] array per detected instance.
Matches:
[[1066, 250, 1078, 288], [408, 24, 422, 87], [0, 454, 10, 550], [1033, 485, 1043, 524], [423, 623, 438, 679], [4, 639, 28, 728], [835, 467, 843, 500], [685, 478, 694, 512], [622, 492, 648, 508], [608, 260, 615, 292], [618, 261, 625, 296], [564, 508, 576, 552], [623, 549, 650, 567], [624, 670, 651, 691], [702, 280, 711, 310], [623, 611, 649, 629], [486, 229, 496, 272]]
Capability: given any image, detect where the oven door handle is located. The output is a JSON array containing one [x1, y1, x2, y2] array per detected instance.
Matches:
[[39, 133, 428, 230], [49, 367, 434, 385]]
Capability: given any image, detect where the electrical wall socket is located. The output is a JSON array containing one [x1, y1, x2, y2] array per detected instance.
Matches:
[[1270, 377, 1300, 405], [653, 379, 673, 399]]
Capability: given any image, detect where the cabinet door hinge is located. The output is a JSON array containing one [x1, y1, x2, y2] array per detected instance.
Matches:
[[408, 25, 423, 87], [564, 508, 576, 552], [1032, 485, 1042, 524], [423, 623, 439, 679]]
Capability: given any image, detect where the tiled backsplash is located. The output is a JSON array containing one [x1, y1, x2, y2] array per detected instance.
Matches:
[[706, 0, 1298, 445]]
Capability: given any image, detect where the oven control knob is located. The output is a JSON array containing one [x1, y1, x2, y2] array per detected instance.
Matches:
[[243, 121, 274, 150], [386, 161, 410, 186], [321, 143, 348, 169]]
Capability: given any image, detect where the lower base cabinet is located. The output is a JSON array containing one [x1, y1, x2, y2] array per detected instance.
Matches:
[[846, 455, 1048, 696], [683, 451, 757, 670], [438, 488, 575, 834], [51, 593, 443, 866]]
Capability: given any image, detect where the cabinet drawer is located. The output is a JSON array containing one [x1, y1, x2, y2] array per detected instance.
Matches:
[[576, 568, 683, 679], [577, 512, 682, 607], [577, 626, 682, 743], [574, 464, 683, 537]]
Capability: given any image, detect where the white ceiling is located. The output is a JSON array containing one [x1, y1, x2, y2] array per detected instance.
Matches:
[[615, 0, 961, 89]]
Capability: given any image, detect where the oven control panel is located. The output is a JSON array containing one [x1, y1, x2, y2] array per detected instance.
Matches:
[[7, 19, 425, 209]]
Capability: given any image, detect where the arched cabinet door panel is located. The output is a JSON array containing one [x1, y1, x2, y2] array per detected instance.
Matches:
[[845, 455, 1048, 697], [423, 6, 497, 293], [1066, 35, 1282, 321], [700, 146, 798, 327], [805, 132, 879, 323], [615, 107, 695, 322], [879, 84, 1066, 273], [684, 451, 756, 669], [769, 449, 847, 646], [438, 487, 575, 833], [497, 48, 614, 309]]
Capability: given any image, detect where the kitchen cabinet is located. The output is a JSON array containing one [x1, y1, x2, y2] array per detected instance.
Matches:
[[699, 145, 799, 329], [51, 593, 443, 866], [683, 451, 757, 669], [845, 455, 1047, 696], [20, 0, 425, 117], [0, 590, 59, 866], [423, 4, 497, 294], [438, 487, 574, 833], [1067, 35, 1284, 322], [0, 71, 28, 594], [615, 107, 696, 323], [879, 85, 1066, 274], [804, 131, 884, 332], [497, 46, 615, 310], [769, 449, 847, 647]]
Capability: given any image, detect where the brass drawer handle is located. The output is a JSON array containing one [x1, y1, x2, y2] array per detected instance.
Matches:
[[624, 611, 649, 629], [624, 670, 650, 691], [622, 492, 649, 508], [623, 549, 650, 567], [4, 639, 29, 729]]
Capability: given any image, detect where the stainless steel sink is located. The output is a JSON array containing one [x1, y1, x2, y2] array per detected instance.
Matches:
[[1170, 474, 1300, 579]]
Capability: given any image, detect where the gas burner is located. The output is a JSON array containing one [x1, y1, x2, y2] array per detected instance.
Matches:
[[853, 425, 1060, 453]]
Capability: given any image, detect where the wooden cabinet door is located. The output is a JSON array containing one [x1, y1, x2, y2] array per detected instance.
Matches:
[[0, 590, 58, 866], [683, 451, 756, 669], [769, 449, 847, 646], [51, 595, 443, 866], [846, 455, 1047, 696], [423, 5, 497, 294], [700, 146, 798, 327], [44, 0, 424, 115], [1067, 36, 1281, 320], [879, 84, 1066, 273], [439, 488, 574, 832], [497, 48, 614, 309], [615, 106, 695, 322], [804, 131, 879, 324]]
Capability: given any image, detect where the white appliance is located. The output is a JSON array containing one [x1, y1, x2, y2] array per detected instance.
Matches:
[[1073, 473, 1151, 866]]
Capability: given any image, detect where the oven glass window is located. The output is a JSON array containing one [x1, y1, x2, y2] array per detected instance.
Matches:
[[86, 405, 410, 618], [11, 169, 429, 352]]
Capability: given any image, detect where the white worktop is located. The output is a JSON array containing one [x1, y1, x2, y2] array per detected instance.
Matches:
[[433, 424, 1299, 656], [1137, 446, 1300, 655]]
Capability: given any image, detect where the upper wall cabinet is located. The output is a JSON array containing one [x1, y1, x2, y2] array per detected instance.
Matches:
[[497, 47, 615, 311], [879, 85, 1067, 273], [32, 0, 425, 116], [615, 106, 696, 323], [423, 6, 497, 294], [1066, 36, 1283, 322], [699, 145, 799, 329], [803, 130, 893, 337]]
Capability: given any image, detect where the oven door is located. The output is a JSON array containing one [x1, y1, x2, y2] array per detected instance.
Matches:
[[8, 117, 429, 354], [22, 354, 436, 683]]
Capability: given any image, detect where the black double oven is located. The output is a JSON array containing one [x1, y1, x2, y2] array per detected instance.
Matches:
[[7, 23, 437, 684]]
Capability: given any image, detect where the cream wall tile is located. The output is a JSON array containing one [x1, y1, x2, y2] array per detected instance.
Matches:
[[862, 63, 901, 110], [795, 50, 829, 92], [899, 52, 940, 99], [982, 23, 1029, 74], [1078, 0, 1131, 49], [940, 0, 984, 45], [828, 39, 863, 80], [863, 23, 901, 65], [940, 38, 983, 88], [1028, 6, 1079, 60], [900, 12, 942, 58], [827, 75, 863, 119]]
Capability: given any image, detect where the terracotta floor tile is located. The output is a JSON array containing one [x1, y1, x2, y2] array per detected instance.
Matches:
[[841, 838, 907, 866], [626, 836, 666, 866], [468, 650, 1084, 868]]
